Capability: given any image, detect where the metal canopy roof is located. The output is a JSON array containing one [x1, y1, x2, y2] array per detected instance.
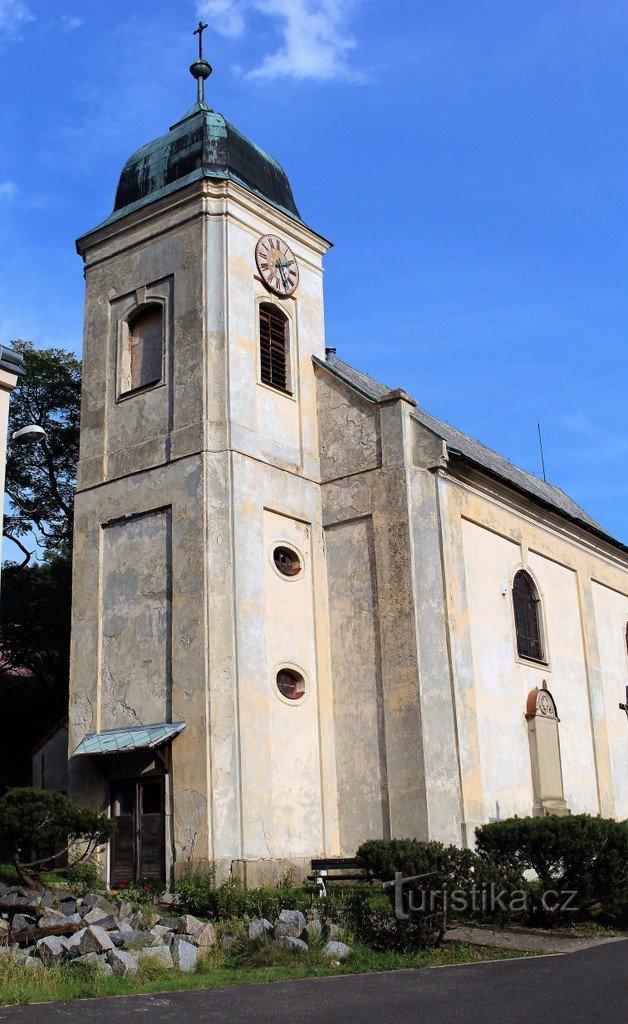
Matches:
[[73, 722, 185, 757]]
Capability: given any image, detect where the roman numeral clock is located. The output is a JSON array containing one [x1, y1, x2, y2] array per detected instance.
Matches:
[[255, 234, 299, 296]]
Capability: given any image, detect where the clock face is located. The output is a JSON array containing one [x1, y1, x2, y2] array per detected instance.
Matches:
[[255, 234, 299, 296]]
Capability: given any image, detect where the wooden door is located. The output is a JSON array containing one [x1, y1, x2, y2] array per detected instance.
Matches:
[[138, 779, 165, 883], [110, 778, 165, 887]]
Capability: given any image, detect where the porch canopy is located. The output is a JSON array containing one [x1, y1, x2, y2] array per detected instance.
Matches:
[[73, 721, 185, 757]]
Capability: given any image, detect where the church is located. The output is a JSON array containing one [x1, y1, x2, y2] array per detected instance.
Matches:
[[67, 39, 628, 888]]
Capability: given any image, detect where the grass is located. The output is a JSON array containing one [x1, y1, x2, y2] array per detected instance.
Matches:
[[0, 940, 543, 1007]]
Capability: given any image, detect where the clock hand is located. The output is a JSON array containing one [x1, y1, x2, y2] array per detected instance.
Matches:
[[277, 262, 288, 288]]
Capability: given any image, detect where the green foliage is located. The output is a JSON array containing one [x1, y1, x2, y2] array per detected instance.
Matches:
[[0, 343, 81, 794], [176, 871, 315, 921], [115, 878, 161, 907], [64, 856, 106, 895], [475, 814, 628, 923], [0, 787, 115, 887], [5, 341, 81, 560]]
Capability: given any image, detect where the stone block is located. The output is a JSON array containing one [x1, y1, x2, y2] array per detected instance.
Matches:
[[62, 931, 84, 958], [249, 918, 274, 939], [77, 925, 115, 955], [193, 923, 217, 948], [36, 936, 66, 964], [138, 945, 174, 969], [38, 909, 72, 928], [176, 914, 203, 936], [158, 916, 180, 931], [57, 898, 77, 916], [275, 936, 308, 953], [107, 948, 139, 976], [274, 910, 306, 938], [323, 940, 352, 960], [171, 937, 198, 972], [11, 914, 36, 933]]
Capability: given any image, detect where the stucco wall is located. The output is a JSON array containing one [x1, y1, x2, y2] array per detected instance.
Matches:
[[101, 508, 172, 728], [442, 469, 627, 831], [591, 580, 628, 818], [326, 515, 388, 853]]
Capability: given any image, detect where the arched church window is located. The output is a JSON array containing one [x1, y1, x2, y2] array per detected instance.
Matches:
[[123, 304, 164, 393], [513, 570, 545, 662], [259, 303, 290, 392]]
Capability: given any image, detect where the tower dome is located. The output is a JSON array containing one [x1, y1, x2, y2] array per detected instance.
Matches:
[[110, 101, 303, 225]]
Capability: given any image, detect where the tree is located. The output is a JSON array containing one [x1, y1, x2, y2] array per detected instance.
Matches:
[[0, 787, 115, 890], [4, 341, 81, 565], [0, 343, 81, 793]]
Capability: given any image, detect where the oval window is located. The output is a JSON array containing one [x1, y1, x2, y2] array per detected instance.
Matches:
[[276, 668, 306, 701], [273, 545, 302, 577]]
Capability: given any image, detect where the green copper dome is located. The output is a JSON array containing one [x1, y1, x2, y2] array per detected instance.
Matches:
[[108, 101, 303, 225]]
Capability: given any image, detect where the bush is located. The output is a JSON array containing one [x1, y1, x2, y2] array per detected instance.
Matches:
[[176, 872, 315, 921], [354, 839, 490, 948], [475, 814, 628, 924], [64, 857, 105, 896], [0, 788, 115, 890]]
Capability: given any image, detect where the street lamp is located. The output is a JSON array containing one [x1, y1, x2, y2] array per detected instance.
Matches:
[[11, 424, 47, 446]]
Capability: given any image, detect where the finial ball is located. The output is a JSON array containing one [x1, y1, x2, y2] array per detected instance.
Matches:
[[190, 60, 212, 81]]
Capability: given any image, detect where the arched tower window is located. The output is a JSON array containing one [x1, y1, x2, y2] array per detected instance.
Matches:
[[513, 570, 545, 662], [259, 303, 290, 393], [123, 304, 163, 393]]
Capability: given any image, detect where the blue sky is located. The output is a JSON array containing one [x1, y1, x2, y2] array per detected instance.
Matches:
[[0, 0, 626, 542]]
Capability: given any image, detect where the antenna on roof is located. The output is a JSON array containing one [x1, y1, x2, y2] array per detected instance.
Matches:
[[537, 422, 547, 482]]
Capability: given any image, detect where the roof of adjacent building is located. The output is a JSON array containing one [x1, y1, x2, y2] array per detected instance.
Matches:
[[0, 345, 25, 378], [99, 101, 303, 229], [316, 353, 626, 553], [73, 722, 186, 757]]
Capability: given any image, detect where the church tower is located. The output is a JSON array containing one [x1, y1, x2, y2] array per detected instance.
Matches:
[[68, 30, 339, 886]]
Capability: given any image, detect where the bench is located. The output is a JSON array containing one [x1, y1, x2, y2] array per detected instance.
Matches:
[[308, 857, 368, 895]]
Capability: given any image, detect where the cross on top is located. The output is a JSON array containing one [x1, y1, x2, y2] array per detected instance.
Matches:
[[620, 686, 628, 721], [194, 20, 208, 61]]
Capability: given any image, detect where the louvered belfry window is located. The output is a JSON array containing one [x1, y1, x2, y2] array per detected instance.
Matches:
[[513, 570, 545, 662], [259, 303, 289, 392]]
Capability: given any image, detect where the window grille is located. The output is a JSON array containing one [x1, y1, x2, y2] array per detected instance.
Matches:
[[259, 304, 289, 392], [513, 570, 545, 662]]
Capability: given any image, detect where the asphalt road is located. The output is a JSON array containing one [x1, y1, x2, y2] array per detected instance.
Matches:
[[0, 942, 625, 1024]]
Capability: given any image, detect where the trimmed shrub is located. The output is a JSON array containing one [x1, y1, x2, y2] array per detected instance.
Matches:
[[475, 814, 628, 924], [354, 839, 495, 948]]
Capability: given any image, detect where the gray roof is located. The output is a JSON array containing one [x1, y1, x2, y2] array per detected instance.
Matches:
[[73, 722, 185, 757], [0, 345, 25, 377], [316, 354, 625, 551]]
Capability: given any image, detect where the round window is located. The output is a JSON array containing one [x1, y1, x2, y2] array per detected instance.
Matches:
[[276, 668, 306, 701], [273, 545, 302, 577]]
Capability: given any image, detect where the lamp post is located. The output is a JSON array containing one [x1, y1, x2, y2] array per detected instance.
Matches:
[[1, 423, 46, 594]]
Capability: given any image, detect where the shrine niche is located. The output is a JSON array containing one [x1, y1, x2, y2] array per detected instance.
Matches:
[[525, 682, 570, 817]]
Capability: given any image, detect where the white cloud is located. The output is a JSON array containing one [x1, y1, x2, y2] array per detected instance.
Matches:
[[60, 15, 83, 32], [197, 0, 364, 81], [0, 181, 18, 200], [197, 0, 245, 39], [0, 0, 34, 40]]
